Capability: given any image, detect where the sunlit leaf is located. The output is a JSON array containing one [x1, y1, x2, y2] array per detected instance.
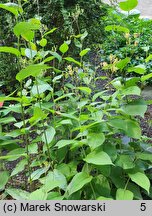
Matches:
[[128, 172, 150, 193], [66, 172, 92, 196], [0, 47, 20, 57], [116, 189, 133, 200]]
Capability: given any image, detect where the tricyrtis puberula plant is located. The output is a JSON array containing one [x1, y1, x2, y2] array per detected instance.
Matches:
[[0, 1, 152, 200]]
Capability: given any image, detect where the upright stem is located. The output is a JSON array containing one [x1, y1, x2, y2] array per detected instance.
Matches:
[[35, 78, 53, 168], [20, 82, 32, 191]]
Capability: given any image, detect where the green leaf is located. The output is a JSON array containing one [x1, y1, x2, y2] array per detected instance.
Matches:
[[49, 51, 62, 62], [128, 172, 150, 193], [30, 166, 49, 181], [105, 25, 130, 33], [119, 0, 138, 11], [77, 87, 92, 94], [0, 3, 23, 16], [43, 56, 55, 63], [145, 54, 152, 63], [79, 48, 90, 57], [11, 159, 28, 177], [110, 167, 126, 188], [0, 47, 20, 57], [116, 57, 130, 70], [29, 107, 47, 124], [14, 21, 40, 41], [97, 196, 113, 200], [55, 140, 77, 149], [40, 169, 67, 192], [25, 48, 37, 59], [5, 148, 25, 161], [125, 120, 141, 139], [47, 192, 63, 200], [116, 189, 133, 200], [108, 118, 141, 139], [16, 64, 50, 82], [0, 171, 9, 190], [88, 132, 105, 150], [115, 155, 135, 169], [43, 28, 57, 37], [84, 150, 113, 165], [121, 86, 141, 96], [66, 172, 92, 196], [64, 57, 81, 66], [0, 96, 21, 103], [59, 42, 69, 54], [135, 152, 152, 162], [0, 139, 19, 147], [54, 93, 74, 103], [42, 126, 56, 144], [0, 116, 16, 124], [29, 188, 47, 200], [39, 38, 47, 47], [6, 188, 29, 200], [31, 80, 52, 95], [122, 99, 147, 118], [141, 73, 152, 82], [127, 182, 143, 200], [128, 65, 146, 74]]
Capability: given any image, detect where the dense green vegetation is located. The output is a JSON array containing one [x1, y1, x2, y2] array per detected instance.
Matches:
[[0, 0, 152, 200]]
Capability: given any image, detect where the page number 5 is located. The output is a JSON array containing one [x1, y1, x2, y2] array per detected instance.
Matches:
[[140, 203, 146, 211]]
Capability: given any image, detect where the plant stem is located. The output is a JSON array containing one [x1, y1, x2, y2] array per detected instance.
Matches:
[[35, 78, 53, 168]]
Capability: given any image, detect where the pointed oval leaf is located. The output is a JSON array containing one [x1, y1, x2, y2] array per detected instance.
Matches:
[[42, 126, 56, 144], [116, 57, 131, 70], [67, 172, 92, 196], [40, 169, 67, 192], [115, 155, 135, 170], [64, 57, 81, 66], [119, 0, 138, 11], [84, 150, 113, 165], [6, 188, 29, 200], [47, 192, 63, 200], [29, 188, 47, 200], [77, 87, 92, 95], [79, 48, 90, 57], [43, 28, 57, 37], [128, 65, 146, 74], [141, 73, 152, 82], [122, 99, 147, 118], [125, 120, 141, 139], [11, 159, 28, 177], [88, 132, 105, 150], [39, 38, 47, 47], [145, 54, 152, 63], [0, 3, 23, 16], [105, 25, 130, 33], [116, 189, 133, 200], [59, 42, 69, 54], [0, 171, 9, 190], [25, 48, 37, 59], [0, 47, 20, 57], [121, 86, 141, 96], [55, 140, 77, 149], [16, 64, 50, 82], [128, 172, 150, 193]]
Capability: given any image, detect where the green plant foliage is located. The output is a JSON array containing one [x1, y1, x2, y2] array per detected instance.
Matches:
[[116, 188, 133, 200], [119, 0, 138, 12], [0, 0, 151, 201]]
